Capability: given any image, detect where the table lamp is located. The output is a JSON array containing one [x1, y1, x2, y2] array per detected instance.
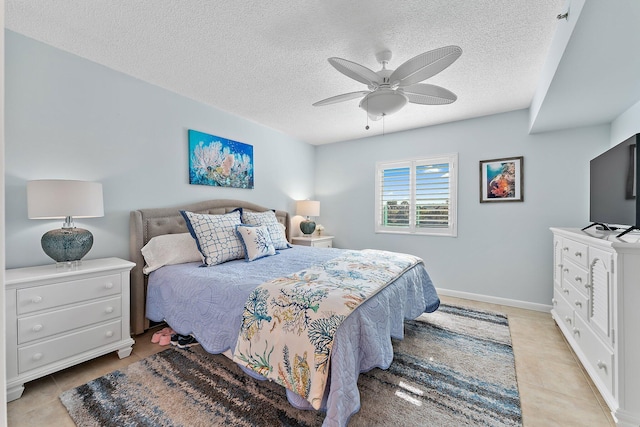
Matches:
[[27, 180, 104, 263], [296, 200, 320, 235]]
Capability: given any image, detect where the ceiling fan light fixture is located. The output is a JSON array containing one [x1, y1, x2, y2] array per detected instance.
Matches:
[[359, 89, 408, 117]]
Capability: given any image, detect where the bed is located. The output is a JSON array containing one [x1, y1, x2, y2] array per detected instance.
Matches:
[[129, 199, 440, 426]]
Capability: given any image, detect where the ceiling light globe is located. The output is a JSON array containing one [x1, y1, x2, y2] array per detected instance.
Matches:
[[359, 89, 408, 117]]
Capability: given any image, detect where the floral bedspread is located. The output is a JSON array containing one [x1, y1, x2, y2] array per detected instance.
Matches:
[[232, 249, 421, 409]]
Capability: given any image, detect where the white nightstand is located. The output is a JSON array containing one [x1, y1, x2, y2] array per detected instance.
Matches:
[[4, 257, 136, 401], [291, 235, 334, 248]]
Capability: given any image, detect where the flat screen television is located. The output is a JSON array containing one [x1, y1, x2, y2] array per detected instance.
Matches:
[[586, 133, 639, 237]]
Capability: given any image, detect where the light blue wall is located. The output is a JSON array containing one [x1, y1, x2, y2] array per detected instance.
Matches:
[[611, 98, 640, 147], [4, 31, 315, 268], [315, 110, 610, 306]]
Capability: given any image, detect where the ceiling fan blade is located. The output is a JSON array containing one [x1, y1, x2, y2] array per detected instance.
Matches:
[[312, 91, 370, 106], [403, 84, 457, 105], [390, 46, 462, 87], [328, 57, 383, 86]]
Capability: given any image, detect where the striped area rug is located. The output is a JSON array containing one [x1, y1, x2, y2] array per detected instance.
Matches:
[[60, 304, 522, 426]]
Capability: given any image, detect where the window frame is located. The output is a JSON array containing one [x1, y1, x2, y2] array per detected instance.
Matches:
[[374, 153, 458, 237]]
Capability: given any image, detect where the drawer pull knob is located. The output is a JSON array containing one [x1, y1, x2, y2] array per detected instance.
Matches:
[[557, 263, 563, 268], [597, 360, 607, 371], [552, 298, 557, 305], [106, 331, 114, 338], [32, 353, 43, 361], [563, 247, 569, 251], [105, 282, 114, 289], [574, 276, 582, 282], [572, 327, 580, 336], [32, 324, 43, 332], [563, 268, 569, 273], [575, 251, 582, 257], [105, 307, 114, 314], [563, 289, 569, 294], [574, 301, 582, 308], [31, 296, 43, 304], [564, 316, 572, 325], [584, 283, 593, 289]]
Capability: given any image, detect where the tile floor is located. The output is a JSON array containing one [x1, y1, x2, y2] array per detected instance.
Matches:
[[6, 295, 616, 426]]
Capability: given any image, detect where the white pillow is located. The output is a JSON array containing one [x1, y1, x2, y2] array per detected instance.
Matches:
[[141, 233, 203, 274], [181, 209, 245, 266], [241, 210, 291, 250], [236, 224, 276, 261]]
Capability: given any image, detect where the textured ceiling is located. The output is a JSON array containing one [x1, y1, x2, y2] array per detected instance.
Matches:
[[6, 0, 566, 145]]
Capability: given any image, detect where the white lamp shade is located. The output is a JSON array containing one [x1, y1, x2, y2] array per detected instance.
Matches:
[[27, 180, 104, 219], [296, 200, 320, 217]]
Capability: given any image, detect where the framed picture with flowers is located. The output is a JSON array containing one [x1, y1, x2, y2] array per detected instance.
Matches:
[[479, 156, 524, 203]]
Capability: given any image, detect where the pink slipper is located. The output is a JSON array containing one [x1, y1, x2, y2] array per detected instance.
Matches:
[[158, 331, 174, 346], [151, 327, 173, 344]]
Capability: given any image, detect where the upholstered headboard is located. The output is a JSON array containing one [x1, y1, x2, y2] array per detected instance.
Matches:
[[129, 199, 290, 335]]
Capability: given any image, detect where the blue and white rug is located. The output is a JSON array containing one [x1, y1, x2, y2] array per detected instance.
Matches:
[[60, 304, 521, 426]]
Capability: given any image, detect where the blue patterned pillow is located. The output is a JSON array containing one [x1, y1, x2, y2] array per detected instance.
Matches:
[[180, 210, 244, 266], [236, 224, 276, 261], [241, 210, 291, 250]]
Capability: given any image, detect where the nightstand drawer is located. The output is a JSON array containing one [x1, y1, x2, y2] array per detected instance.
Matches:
[[18, 320, 122, 374], [312, 240, 332, 248], [17, 274, 122, 315], [18, 296, 122, 344]]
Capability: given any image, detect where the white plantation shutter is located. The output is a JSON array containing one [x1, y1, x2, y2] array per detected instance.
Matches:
[[375, 154, 457, 236]]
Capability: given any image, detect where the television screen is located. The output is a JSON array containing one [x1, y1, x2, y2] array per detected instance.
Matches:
[[589, 134, 638, 229]]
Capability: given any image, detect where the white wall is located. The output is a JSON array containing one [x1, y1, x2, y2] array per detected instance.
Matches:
[[611, 98, 640, 146], [315, 110, 610, 306], [4, 31, 315, 268]]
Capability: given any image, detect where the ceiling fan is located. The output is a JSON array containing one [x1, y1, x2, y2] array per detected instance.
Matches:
[[312, 46, 462, 121]]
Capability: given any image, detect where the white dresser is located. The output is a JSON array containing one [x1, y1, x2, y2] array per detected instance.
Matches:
[[551, 228, 640, 426], [4, 257, 136, 401], [291, 235, 334, 248]]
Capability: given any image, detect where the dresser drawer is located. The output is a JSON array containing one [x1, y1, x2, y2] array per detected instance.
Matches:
[[553, 288, 575, 330], [18, 320, 122, 374], [18, 296, 122, 344], [562, 239, 588, 269], [561, 261, 589, 297], [573, 315, 614, 396], [17, 274, 121, 315], [564, 282, 589, 322]]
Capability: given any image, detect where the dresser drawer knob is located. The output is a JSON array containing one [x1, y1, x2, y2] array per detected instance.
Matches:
[[597, 360, 607, 371], [32, 353, 43, 361], [564, 316, 572, 325], [105, 307, 114, 314], [32, 324, 43, 332], [575, 251, 582, 257], [563, 268, 569, 273], [552, 298, 557, 306], [31, 296, 43, 304], [563, 289, 569, 294], [105, 330, 114, 338], [105, 282, 114, 289], [584, 283, 593, 289], [574, 301, 582, 308], [574, 276, 582, 283], [572, 327, 580, 336], [557, 263, 563, 268], [563, 247, 569, 251]]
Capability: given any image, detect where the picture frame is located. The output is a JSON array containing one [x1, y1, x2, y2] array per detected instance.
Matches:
[[188, 129, 254, 189], [479, 156, 524, 203]]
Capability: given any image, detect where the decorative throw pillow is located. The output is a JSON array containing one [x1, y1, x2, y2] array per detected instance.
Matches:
[[241, 210, 291, 250], [180, 209, 245, 266], [236, 224, 277, 261], [141, 233, 203, 274]]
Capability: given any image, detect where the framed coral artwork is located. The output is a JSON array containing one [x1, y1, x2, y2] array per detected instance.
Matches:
[[188, 129, 254, 189], [479, 156, 523, 203]]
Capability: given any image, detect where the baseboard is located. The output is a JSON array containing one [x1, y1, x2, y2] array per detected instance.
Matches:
[[436, 288, 552, 313]]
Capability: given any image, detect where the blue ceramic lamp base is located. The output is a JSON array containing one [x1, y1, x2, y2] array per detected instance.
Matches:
[[41, 227, 94, 263], [300, 220, 316, 235]]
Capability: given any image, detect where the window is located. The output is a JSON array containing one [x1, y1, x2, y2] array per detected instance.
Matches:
[[375, 153, 457, 236]]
